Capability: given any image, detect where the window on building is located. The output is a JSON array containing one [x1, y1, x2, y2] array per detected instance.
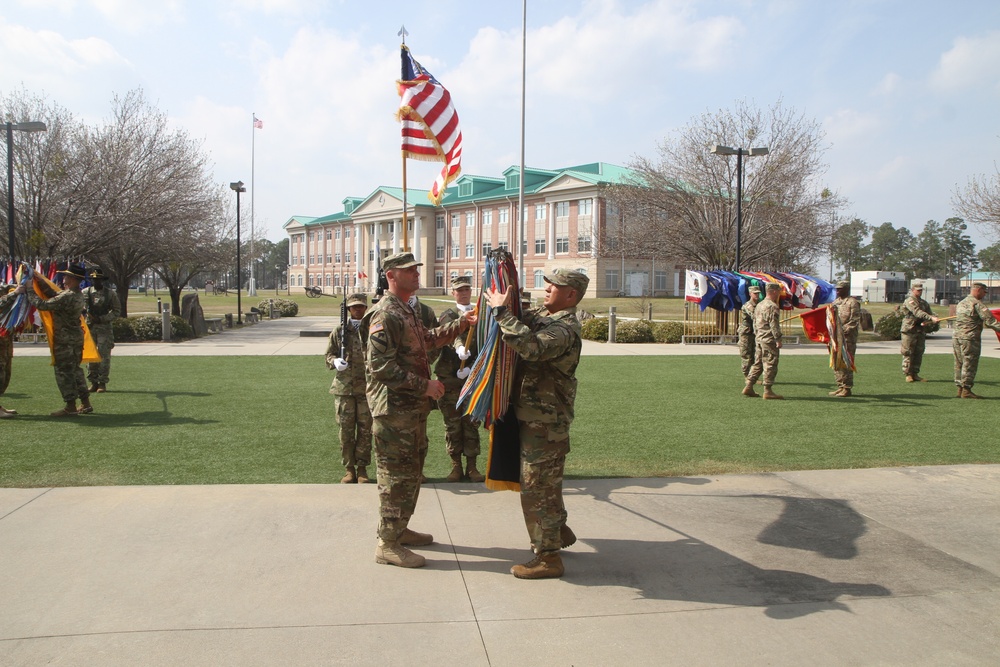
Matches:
[[451, 214, 460, 228], [345, 228, 350, 238], [408, 220, 413, 231], [578, 235, 592, 252], [556, 218, 569, 253], [450, 271, 459, 283], [498, 240, 509, 251], [533, 269, 545, 287], [482, 210, 492, 226], [498, 208, 508, 224], [506, 173, 519, 189], [334, 274, 340, 287], [556, 237, 569, 253], [482, 241, 492, 255], [369, 223, 375, 236], [606, 269, 620, 292], [556, 201, 569, 217], [326, 230, 332, 240], [335, 253, 341, 263], [368, 249, 374, 261], [334, 229, 340, 240], [535, 238, 546, 254], [466, 212, 475, 227], [436, 215, 445, 229], [535, 204, 546, 221], [466, 243, 475, 258], [579, 199, 592, 216], [459, 182, 472, 197], [326, 254, 332, 263], [655, 271, 668, 291], [435, 271, 444, 288], [436, 245, 445, 260], [451, 242, 460, 258]]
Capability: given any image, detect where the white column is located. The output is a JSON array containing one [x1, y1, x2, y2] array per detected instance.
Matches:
[[414, 216, 422, 264], [591, 197, 598, 256], [547, 202, 555, 260], [392, 219, 401, 254]]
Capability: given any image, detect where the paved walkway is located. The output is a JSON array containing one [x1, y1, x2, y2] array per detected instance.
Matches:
[[3, 317, 999, 665]]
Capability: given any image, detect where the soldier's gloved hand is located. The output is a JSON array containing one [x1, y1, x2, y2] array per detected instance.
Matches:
[[457, 366, 471, 380], [333, 358, 348, 371], [456, 345, 471, 360]]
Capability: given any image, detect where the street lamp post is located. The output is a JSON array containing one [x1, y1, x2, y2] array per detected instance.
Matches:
[[711, 144, 769, 272], [230, 181, 246, 324], [6, 121, 48, 259]]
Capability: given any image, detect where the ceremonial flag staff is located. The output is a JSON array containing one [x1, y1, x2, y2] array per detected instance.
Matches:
[[250, 113, 263, 295]]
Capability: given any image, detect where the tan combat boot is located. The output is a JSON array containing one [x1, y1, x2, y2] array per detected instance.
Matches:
[[375, 539, 426, 568], [446, 456, 463, 482], [828, 388, 843, 396], [511, 551, 564, 579], [956, 386, 964, 398], [913, 375, 927, 382], [762, 386, 784, 400], [465, 457, 485, 483], [838, 388, 852, 397], [560, 524, 577, 549], [742, 382, 758, 398], [356, 466, 371, 484], [340, 467, 357, 484], [961, 388, 984, 399], [398, 528, 434, 546]]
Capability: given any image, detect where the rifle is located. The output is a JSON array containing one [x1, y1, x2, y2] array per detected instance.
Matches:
[[340, 296, 348, 361], [371, 256, 388, 304]]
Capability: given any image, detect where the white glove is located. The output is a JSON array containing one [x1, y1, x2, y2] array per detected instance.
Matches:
[[333, 358, 349, 371], [457, 366, 471, 380], [456, 345, 471, 360]]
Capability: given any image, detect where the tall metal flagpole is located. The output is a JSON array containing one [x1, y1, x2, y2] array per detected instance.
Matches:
[[399, 25, 409, 254], [517, 0, 527, 286], [249, 113, 257, 296]]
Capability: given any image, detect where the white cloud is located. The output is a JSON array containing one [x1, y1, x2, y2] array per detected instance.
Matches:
[[929, 30, 1000, 93], [875, 72, 901, 96], [823, 108, 880, 143]]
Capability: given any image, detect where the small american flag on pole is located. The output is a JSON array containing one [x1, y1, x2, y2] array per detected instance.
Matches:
[[253, 115, 263, 129], [396, 45, 462, 205]]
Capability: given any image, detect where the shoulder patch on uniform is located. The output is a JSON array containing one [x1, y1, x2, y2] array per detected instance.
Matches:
[[370, 331, 388, 355], [369, 321, 383, 334]]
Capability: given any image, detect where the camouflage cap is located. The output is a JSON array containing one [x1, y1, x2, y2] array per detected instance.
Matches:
[[835, 280, 850, 289], [543, 268, 590, 294], [972, 282, 988, 290], [765, 282, 782, 294], [382, 252, 422, 271], [450, 275, 472, 289], [911, 282, 924, 290], [748, 285, 762, 295], [345, 292, 367, 307]]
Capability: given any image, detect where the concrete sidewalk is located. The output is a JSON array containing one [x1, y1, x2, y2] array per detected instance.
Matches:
[[1, 465, 998, 665]]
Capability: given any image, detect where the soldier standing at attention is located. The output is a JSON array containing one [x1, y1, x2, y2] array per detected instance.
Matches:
[[83, 267, 120, 393], [435, 275, 484, 483], [900, 282, 939, 383], [0, 284, 17, 418], [486, 268, 588, 580], [326, 293, 373, 484], [744, 282, 783, 400], [366, 252, 472, 568], [737, 285, 761, 394], [953, 281, 1000, 399], [16, 264, 93, 416], [408, 293, 439, 484], [829, 280, 861, 397]]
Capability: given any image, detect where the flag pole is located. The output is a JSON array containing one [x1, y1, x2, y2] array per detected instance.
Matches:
[[517, 0, 526, 287], [399, 25, 409, 254], [249, 112, 257, 296]]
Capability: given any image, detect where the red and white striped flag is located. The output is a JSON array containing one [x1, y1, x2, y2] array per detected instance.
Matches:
[[253, 115, 263, 129], [396, 45, 462, 206]]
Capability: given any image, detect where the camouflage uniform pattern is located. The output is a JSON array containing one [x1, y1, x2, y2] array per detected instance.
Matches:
[[952, 294, 1000, 390], [84, 285, 120, 386], [365, 292, 463, 541], [496, 306, 582, 553], [325, 321, 372, 469], [832, 295, 861, 390], [0, 290, 15, 397], [746, 298, 782, 387], [435, 305, 481, 458], [900, 294, 935, 377], [29, 289, 89, 403], [737, 299, 757, 377]]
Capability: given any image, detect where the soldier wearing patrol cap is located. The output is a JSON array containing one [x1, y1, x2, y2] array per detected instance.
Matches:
[[737, 285, 762, 389], [744, 282, 783, 400], [364, 252, 475, 568], [900, 282, 939, 383], [326, 292, 372, 484], [83, 266, 120, 393], [953, 281, 1000, 398], [828, 279, 861, 397], [434, 274, 484, 483], [485, 267, 589, 579]]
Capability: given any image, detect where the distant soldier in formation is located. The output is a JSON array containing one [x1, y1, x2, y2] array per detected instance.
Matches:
[[83, 267, 120, 393], [435, 275, 484, 483], [900, 282, 939, 383], [829, 280, 861, 397], [744, 282, 783, 400], [365, 252, 472, 569], [0, 284, 17, 418], [17, 264, 93, 416], [737, 285, 761, 384], [326, 293, 373, 484], [952, 282, 1000, 399]]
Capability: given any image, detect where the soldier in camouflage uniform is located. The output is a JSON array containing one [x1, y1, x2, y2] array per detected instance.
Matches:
[[829, 280, 861, 397], [17, 264, 93, 416], [83, 267, 120, 393], [326, 293, 373, 484], [365, 252, 471, 568], [486, 268, 588, 580], [900, 282, 939, 383], [409, 294, 439, 484], [0, 285, 17, 418], [435, 275, 484, 483], [952, 282, 1000, 399], [744, 282, 783, 400], [737, 285, 761, 385]]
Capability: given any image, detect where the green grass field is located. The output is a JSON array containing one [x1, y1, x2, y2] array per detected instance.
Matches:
[[2, 352, 996, 488]]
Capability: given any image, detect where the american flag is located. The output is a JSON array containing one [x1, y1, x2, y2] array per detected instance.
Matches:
[[253, 115, 263, 129], [396, 45, 462, 206]]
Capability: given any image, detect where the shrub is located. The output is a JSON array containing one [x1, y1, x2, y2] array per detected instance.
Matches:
[[875, 309, 904, 341], [170, 315, 193, 340], [260, 298, 298, 317], [615, 319, 654, 343], [653, 321, 684, 343], [130, 315, 162, 341], [112, 317, 137, 343], [685, 322, 723, 337], [580, 317, 609, 342]]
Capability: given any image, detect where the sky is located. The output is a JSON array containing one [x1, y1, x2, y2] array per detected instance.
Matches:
[[3, 0, 1000, 252]]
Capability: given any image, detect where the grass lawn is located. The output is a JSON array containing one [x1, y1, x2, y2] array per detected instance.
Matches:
[[3, 352, 997, 488]]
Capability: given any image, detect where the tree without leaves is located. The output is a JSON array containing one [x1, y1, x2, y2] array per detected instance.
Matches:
[[605, 99, 844, 272], [953, 168, 1000, 239]]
